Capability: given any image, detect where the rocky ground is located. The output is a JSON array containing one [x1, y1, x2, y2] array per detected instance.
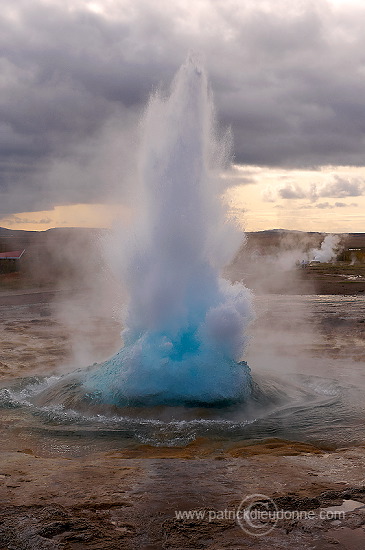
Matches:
[[0, 444, 364, 549]]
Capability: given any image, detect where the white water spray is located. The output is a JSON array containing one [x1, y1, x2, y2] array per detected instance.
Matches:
[[78, 57, 253, 405]]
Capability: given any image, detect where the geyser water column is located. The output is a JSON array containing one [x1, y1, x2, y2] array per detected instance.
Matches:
[[83, 57, 253, 406]]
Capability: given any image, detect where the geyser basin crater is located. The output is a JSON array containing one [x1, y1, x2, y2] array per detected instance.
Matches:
[[37, 56, 253, 409]]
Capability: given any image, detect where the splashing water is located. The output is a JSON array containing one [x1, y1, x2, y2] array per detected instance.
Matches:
[[46, 57, 253, 408]]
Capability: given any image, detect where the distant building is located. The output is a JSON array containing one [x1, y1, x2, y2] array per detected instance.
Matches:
[[0, 250, 25, 273]]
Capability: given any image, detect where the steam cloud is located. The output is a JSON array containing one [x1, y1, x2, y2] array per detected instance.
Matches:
[[309, 234, 341, 263]]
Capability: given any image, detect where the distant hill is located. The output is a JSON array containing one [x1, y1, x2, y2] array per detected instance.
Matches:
[[246, 229, 365, 251], [0, 226, 106, 252], [1, 226, 364, 255], [1, 226, 364, 294], [0, 227, 107, 286]]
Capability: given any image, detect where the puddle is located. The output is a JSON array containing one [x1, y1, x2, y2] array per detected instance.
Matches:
[[322, 499, 365, 513]]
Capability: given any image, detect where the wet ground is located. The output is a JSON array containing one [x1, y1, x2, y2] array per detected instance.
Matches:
[[0, 446, 365, 549], [0, 289, 364, 548]]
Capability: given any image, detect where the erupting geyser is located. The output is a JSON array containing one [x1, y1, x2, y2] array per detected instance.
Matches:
[[45, 56, 253, 408]]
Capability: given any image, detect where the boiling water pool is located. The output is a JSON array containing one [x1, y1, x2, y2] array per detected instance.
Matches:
[[0, 295, 364, 457]]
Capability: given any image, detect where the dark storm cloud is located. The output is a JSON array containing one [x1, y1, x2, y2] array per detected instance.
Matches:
[[1, 0, 365, 214]]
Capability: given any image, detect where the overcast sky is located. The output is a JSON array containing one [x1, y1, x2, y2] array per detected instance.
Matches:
[[1, 0, 365, 231]]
